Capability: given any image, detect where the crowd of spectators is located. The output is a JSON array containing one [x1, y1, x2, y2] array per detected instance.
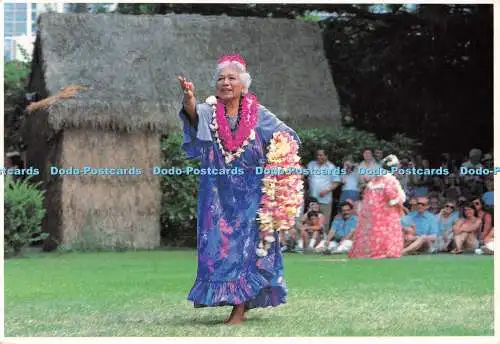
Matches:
[[281, 147, 494, 256]]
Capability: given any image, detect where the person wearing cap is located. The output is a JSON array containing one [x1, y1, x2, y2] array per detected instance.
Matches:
[[177, 54, 300, 324], [349, 154, 407, 259]]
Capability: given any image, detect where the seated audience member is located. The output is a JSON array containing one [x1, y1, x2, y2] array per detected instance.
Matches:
[[300, 211, 323, 251], [471, 196, 493, 245], [316, 200, 358, 254], [339, 160, 360, 203], [434, 200, 459, 252], [296, 198, 325, 250], [407, 197, 418, 213], [428, 194, 441, 215], [401, 197, 439, 255], [482, 177, 494, 209], [478, 226, 494, 255], [401, 217, 417, 246], [451, 202, 482, 254]]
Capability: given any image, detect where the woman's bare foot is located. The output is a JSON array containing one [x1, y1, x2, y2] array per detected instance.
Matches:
[[224, 306, 237, 324], [224, 304, 245, 325]]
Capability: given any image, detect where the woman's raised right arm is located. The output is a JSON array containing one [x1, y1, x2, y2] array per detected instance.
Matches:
[[177, 76, 197, 124]]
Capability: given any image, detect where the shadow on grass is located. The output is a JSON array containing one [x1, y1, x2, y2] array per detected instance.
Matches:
[[167, 314, 264, 327]]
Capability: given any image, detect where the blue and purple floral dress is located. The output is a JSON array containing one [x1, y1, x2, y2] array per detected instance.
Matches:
[[179, 102, 299, 309]]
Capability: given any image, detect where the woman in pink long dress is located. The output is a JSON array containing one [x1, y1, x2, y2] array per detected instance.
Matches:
[[349, 155, 406, 259]]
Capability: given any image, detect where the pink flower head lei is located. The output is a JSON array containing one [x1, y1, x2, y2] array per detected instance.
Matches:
[[256, 132, 304, 257], [207, 54, 258, 164]]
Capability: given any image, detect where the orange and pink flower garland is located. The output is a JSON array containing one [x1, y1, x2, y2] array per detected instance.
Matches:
[[256, 131, 304, 257]]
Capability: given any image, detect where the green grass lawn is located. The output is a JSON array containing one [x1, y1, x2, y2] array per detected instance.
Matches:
[[4, 250, 494, 337]]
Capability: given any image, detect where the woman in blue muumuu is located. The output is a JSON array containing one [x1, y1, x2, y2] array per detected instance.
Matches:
[[177, 54, 300, 324]]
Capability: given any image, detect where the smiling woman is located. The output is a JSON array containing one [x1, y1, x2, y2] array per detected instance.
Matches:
[[177, 54, 302, 325]]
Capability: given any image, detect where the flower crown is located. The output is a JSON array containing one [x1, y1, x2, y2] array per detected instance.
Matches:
[[382, 154, 399, 168], [217, 54, 247, 71]]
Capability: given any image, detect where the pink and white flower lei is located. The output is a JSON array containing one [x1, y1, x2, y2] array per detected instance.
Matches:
[[256, 131, 304, 257], [206, 94, 258, 164]]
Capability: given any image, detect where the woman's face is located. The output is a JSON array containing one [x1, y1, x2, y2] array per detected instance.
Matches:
[[464, 207, 475, 219], [472, 199, 483, 211], [215, 67, 244, 102]]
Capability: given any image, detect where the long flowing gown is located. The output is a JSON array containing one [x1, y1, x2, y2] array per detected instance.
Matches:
[[348, 173, 406, 259], [180, 102, 299, 309]]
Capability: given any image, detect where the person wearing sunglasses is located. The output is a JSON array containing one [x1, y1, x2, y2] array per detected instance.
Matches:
[[471, 196, 493, 246], [434, 200, 459, 252], [451, 203, 481, 254], [401, 197, 439, 255]]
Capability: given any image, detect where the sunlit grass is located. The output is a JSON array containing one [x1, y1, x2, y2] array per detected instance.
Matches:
[[4, 250, 493, 336]]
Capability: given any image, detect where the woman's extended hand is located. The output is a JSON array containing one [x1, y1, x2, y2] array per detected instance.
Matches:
[[177, 76, 196, 121]]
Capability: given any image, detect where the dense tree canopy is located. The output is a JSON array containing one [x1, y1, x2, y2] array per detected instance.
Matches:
[[4, 4, 491, 163], [117, 4, 493, 162]]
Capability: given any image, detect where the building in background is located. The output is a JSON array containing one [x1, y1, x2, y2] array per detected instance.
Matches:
[[4, 3, 65, 60], [4, 2, 116, 61]]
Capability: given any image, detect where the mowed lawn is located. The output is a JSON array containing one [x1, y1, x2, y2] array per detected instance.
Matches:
[[4, 250, 493, 337]]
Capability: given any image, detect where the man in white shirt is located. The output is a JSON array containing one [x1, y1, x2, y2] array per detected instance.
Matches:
[[306, 150, 341, 234]]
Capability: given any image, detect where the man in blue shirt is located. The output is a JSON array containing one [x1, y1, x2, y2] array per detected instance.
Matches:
[[317, 200, 358, 254], [401, 197, 439, 255]]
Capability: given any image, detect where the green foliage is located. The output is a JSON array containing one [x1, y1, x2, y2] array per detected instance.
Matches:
[[4, 176, 48, 258], [323, 4, 493, 158], [297, 127, 421, 165], [160, 133, 200, 246], [4, 60, 29, 90], [296, 11, 323, 22], [4, 58, 30, 153]]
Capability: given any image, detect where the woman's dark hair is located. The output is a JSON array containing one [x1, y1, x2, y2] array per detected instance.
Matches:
[[471, 195, 485, 209], [305, 197, 319, 211], [461, 202, 478, 218], [308, 211, 320, 219]]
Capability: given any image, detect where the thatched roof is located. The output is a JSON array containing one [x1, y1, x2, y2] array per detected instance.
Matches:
[[30, 13, 341, 133]]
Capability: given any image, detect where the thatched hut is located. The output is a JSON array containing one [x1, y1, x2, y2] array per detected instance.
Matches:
[[25, 13, 340, 250]]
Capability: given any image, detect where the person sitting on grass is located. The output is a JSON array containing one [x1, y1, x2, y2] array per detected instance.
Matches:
[[316, 200, 358, 254], [401, 197, 439, 255], [434, 200, 460, 252], [300, 211, 323, 251], [471, 196, 493, 246], [477, 226, 494, 255], [296, 198, 325, 250], [451, 202, 482, 254]]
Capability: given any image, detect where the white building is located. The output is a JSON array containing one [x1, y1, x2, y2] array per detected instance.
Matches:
[[4, 2, 65, 60], [4, 2, 117, 61]]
